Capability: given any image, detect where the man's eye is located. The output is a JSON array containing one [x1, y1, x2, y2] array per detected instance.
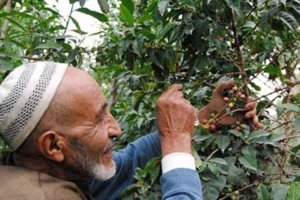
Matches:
[[98, 112, 109, 123]]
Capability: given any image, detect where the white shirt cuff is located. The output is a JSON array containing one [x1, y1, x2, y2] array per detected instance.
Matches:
[[161, 152, 196, 174]]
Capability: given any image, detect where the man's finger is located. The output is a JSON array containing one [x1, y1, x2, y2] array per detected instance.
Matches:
[[245, 101, 256, 110], [245, 108, 256, 118], [247, 96, 257, 102], [172, 91, 184, 99], [253, 115, 265, 129], [162, 84, 183, 96], [215, 79, 234, 94]]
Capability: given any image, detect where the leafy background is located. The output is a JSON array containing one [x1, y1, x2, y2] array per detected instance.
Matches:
[[0, 0, 300, 199]]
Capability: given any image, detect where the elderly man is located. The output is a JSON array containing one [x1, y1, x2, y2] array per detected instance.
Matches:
[[0, 62, 262, 199]]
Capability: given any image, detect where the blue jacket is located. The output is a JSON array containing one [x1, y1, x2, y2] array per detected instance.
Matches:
[[89, 132, 203, 199]]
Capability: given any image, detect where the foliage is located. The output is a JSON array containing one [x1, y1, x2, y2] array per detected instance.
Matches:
[[0, 0, 88, 82], [1, 0, 300, 199]]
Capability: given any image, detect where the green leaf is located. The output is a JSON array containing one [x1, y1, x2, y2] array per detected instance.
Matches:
[[208, 163, 220, 176], [257, 184, 271, 200], [6, 38, 27, 49], [121, 0, 135, 14], [98, 0, 110, 13], [243, 21, 256, 29], [210, 158, 227, 166], [193, 127, 213, 142], [35, 41, 62, 50], [192, 86, 210, 101], [70, 16, 86, 34], [158, 0, 169, 16], [239, 155, 258, 171], [271, 183, 288, 200], [5, 17, 27, 32], [0, 10, 34, 18], [178, 0, 196, 11], [192, 146, 202, 168], [292, 116, 300, 132], [279, 104, 300, 112], [120, 4, 134, 26], [224, 0, 241, 11], [225, 157, 246, 185], [150, 167, 160, 185], [216, 135, 230, 153], [264, 65, 281, 76], [79, 0, 86, 7], [202, 175, 226, 200], [139, 29, 156, 40], [165, 46, 176, 72], [248, 130, 270, 141], [228, 129, 244, 138], [157, 23, 174, 41], [120, 183, 140, 198], [76, 8, 108, 22], [0, 59, 14, 73], [69, 0, 80, 3], [287, 182, 300, 200], [280, 11, 299, 30]]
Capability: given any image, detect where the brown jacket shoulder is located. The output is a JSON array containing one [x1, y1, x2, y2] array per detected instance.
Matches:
[[0, 165, 87, 200]]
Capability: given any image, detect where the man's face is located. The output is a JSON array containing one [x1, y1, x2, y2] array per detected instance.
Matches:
[[56, 68, 121, 180]]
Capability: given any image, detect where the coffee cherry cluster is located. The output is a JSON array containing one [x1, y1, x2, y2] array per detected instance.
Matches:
[[199, 113, 217, 132], [199, 85, 247, 132]]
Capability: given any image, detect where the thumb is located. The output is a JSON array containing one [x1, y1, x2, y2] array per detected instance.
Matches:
[[214, 79, 234, 94]]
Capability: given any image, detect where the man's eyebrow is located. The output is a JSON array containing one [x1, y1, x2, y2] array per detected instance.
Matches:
[[97, 102, 108, 119], [101, 102, 108, 113]]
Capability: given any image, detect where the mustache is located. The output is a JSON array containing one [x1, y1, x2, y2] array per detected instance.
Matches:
[[103, 139, 114, 154]]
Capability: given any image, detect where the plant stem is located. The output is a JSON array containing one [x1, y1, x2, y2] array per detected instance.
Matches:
[[63, 3, 75, 36], [219, 181, 259, 200], [205, 149, 219, 162]]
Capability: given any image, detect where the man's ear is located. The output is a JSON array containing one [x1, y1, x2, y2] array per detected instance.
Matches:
[[38, 131, 65, 162]]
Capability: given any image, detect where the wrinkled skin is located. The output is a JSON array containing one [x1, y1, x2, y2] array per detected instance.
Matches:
[[156, 84, 196, 156]]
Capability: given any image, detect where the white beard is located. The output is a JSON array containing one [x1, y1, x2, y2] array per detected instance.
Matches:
[[91, 160, 117, 181], [71, 140, 117, 181]]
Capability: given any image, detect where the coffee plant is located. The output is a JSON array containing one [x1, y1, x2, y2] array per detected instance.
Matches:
[[1, 0, 300, 199]]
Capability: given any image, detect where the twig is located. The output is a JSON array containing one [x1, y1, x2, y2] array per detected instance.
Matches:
[[213, 72, 246, 79], [205, 149, 219, 162], [242, 22, 259, 41], [111, 73, 133, 107], [248, 39, 297, 83], [63, 3, 75, 36], [257, 90, 286, 117], [219, 181, 259, 200], [245, 4, 257, 20], [267, 120, 292, 132], [282, 133, 300, 140]]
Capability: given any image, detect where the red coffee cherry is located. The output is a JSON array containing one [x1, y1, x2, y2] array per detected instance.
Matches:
[[235, 126, 241, 132], [232, 86, 238, 92], [202, 119, 208, 124], [223, 97, 229, 102], [209, 124, 216, 132]]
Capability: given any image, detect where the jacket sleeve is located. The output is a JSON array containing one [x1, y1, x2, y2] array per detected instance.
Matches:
[[161, 168, 203, 200], [90, 132, 161, 200], [90, 132, 203, 200]]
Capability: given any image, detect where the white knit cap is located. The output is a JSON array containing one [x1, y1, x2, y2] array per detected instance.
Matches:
[[0, 61, 68, 151]]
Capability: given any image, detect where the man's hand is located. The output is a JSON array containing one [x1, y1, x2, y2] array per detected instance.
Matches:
[[197, 80, 264, 129], [156, 84, 195, 156]]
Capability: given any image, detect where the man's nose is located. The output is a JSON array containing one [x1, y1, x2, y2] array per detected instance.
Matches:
[[108, 113, 121, 138]]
